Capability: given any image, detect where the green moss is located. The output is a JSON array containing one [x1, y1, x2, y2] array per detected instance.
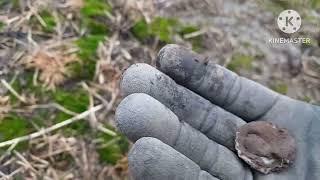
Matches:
[[9, 174, 24, 180], [178, 25, 203, 52], [30, 110, 49, 127], [0, 114, 33, 152], [227, 53, 254, 72], [97, 130, 129, 165], [263, 0, 307, 10], [178, 25, 199, 35], [85, 20, 109, 35], [9, 72, 47, 104], [301, 96, 312, 102], [60, 120, 90, 136], [241, 42, 251, 48], [131, 17, 204, 50], [271, 82, 288, 95], [0, 21, 5, 31], [81, 0, 111, 17], [310, 0, 320, 9], [269, 0, 291, 9], [131, 20, 151, 41], [76, 35, 105, 61], [73, 35, 105, 79], [51, 88, 90, 135], [261, 0, 320, 12], [70, 59, 97, 80], [80, 0, 110, 35], [151, 17, 178, 42], [52, 88, 89, 113], [74, 0, 111, 79], [0, 114, 31, 141], [0, 0, 6, 7], [40, 10, 56, 33], [11, 0, 21, 9], [29, 10, 56, 33], [131, 17, 179, 43]]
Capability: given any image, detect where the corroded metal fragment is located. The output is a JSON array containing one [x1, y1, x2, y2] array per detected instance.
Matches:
[[235, 121, 296, 174]]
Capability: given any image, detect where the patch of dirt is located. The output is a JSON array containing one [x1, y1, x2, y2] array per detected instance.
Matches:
[[156, 0, 320, 104]]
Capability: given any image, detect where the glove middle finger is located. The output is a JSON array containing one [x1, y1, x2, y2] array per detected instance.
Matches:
[[121, 63, 245, 151]]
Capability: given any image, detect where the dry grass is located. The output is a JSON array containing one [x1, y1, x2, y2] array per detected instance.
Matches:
[[0, 0, 156, 179], [0, 0, 320, 179]]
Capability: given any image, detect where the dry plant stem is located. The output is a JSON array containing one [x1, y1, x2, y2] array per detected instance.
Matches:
[[0, 105, 104, 148], [0, 141, 19, 163], [50, 103, 78, 116], [12, 103, 78, 116], [97, 124, 117, 136], [84, 82, 109, 106], [0, 167, 23, 180], [30, 154, 49, 166], [2, 157, 15, 167], [85, 83, 99, 129], [82, 82, 117, 136], [183, 29, 207, 39], [14, 150, 38, 174], [27, 29, 38, 48], [0, 79, 26, 103], [98, 136, 121, 149], [33, 69, 39, 86]]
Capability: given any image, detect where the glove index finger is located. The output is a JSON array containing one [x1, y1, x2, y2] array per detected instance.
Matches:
[[157, 44, 280, 121], [116, 93, 252, 180], [129, 137, 219, 180]]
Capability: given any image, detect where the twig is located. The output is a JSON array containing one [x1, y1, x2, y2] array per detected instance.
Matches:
[[81, 82, 117, 136], [97, 124, 117, 136], [12, 103, 78, 116], [82, 82, 109, 106], [27, 29, 38, 48], [0, 167, 23, 180], [2, 157, 15, 167], [33, 69, 39, 86], [0, 140, 19, 163], [30, 154, 49, 167], [0, 105, 104, 148], [51, 103, 78, 116], [183, 29, 207, 39], [0, 79, 26, 103], [98, 136, 121, 149], [14, 150, 38, 174], [85, 83, 99, 129]]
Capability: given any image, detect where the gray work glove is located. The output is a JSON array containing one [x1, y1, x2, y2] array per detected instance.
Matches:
[[115, 44, 320, 180]]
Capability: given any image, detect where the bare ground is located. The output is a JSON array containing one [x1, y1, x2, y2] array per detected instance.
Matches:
[[0, 0, 319, 179]]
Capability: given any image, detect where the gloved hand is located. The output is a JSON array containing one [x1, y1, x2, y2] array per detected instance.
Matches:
[[115, 44, 320, 180]]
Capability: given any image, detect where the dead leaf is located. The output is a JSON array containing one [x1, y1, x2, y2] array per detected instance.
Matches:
[[23, 50, 78, 90]]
